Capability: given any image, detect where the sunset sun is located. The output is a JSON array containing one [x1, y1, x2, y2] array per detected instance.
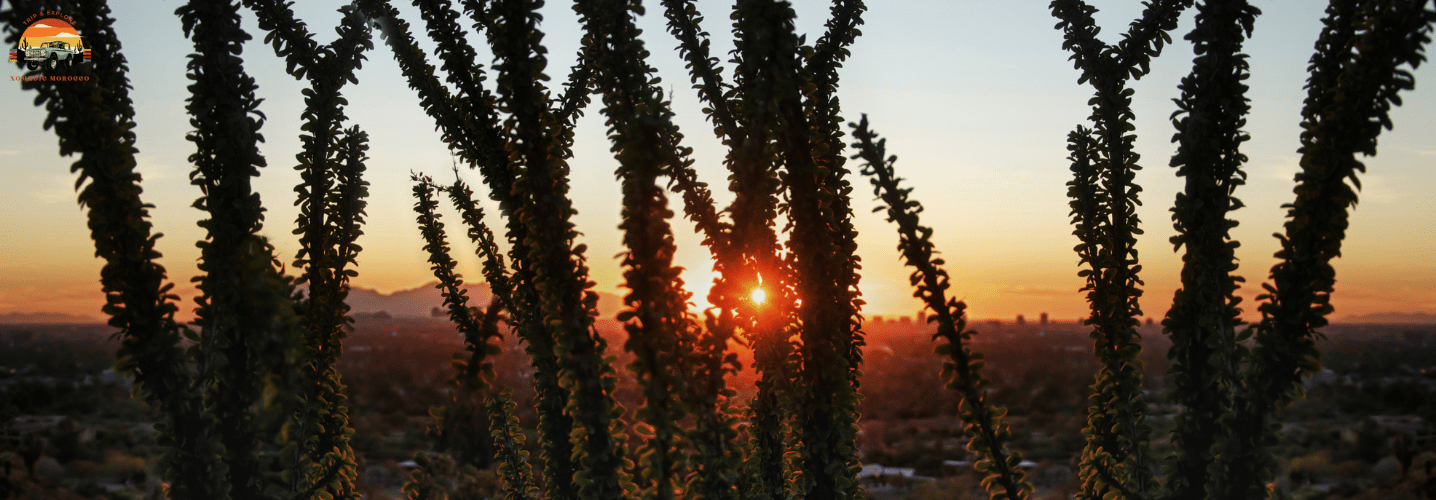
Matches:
[[750, 288, 766, 305]]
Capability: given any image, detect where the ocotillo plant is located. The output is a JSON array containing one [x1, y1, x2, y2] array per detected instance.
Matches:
[[1217, 2, 1435, 498], [1159, 0, 1259, 498], [661, 3, 792, 499], [408, 172, 507, 491], [572, 2, 704, 498], [1051, 1, 1196, 497], [488, 389, 541, 500], [854, 2, 1433, 500], [1050, 1, 1435, 500], [2, 0, 379, 497], [359, 0, 878, 500], [354, 1, 584, 496], [240, 1, 375, 497], [429, 175, 508, 471], [369, 0, 878, 499], [0, 0, 208, 496], [169, 1, 310, 497], [849, 115, 1034, 500]]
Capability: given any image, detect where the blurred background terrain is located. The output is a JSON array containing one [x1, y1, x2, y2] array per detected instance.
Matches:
[[2, 307, 1434, 499]]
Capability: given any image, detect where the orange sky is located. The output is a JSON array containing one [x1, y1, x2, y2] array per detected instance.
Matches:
[[18, 18, 84, 48], [2, 1, 1433, 324]]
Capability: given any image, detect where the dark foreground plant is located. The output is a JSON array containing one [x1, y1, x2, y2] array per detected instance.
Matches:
[[850, 115, 1033, 500], [1049, 1, 1434, 500], [5, 1, 1432, 500]]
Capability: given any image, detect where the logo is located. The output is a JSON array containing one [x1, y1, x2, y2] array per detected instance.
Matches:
[[10, 12, 92, 81]]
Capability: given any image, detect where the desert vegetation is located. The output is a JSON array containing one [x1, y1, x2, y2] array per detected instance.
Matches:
[[1, 0, 1434, 499]]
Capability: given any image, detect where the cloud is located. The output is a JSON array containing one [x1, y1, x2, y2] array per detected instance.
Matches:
[[54, 31, 80, 38], [1355, 173, 1403, 205], [134, 155, 175, 183], [35, 173, 78, 205], [1252, 154, 1301, 182], [31, 22, 56, 28], [32, 156, 180, 199]]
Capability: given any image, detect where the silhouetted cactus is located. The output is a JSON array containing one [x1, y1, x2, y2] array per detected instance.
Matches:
[[1159, 1, 1258, 498], [410, 173, 503, 480], [4, 0, 377, 497], [10, 2, 1433, 500], [0, 0, 209, 497], [177, 0, 307, 497], [1050, 2, 1433, 500], [241, 2, 375, 497], [376, 1, 873, 499], [1051, 2, 1195, 497], [1220, 2, 1435, 498], [851, 115, 1033, 500], [573, 2, 699, 498], [489, 390, 540, 500]]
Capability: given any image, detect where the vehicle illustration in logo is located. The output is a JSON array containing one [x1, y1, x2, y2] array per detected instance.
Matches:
[[9, 17, 90, 72]]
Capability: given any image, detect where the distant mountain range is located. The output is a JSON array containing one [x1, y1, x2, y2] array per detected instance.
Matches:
[[345, 281, 624, 319], [1342, 311, 1436, 324], [0, 282, 625, 325], [0, 311, 104, 324], [344, 281, 493, 318]]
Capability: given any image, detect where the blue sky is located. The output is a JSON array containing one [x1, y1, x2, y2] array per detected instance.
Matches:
[[2, 0, 1433, 321]]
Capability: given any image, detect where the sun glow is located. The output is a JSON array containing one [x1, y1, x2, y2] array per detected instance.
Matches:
[[750, 288, 767, 305]]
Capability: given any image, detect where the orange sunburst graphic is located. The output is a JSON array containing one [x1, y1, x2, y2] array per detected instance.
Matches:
[[11, 17, 90, 67], [21, 18, 80, 48]]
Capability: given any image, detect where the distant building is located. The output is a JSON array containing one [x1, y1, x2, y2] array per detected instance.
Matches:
[[355, 310, 392, 320], [899, 316, 911, 325], [1370, 415, 1425, 434], [872, 315, 884, 324], [1040, 312, 1048, 326], [97, 368, 132, 390], [916, 311, 926, 324], [11, 415, 67, 434], [1016, 314, 1025, 326], [858, 463, 915, 478], [1306, 368, 1340, 387]]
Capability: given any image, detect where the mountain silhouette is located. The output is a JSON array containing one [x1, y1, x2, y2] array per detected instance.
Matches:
[[344, 282, 624, 319], [343, 281, 493, 318], [1344, 311, 1436, 324], [0, 311, 103, 324]]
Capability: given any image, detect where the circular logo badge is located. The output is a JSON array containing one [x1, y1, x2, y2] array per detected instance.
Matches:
[[12, 17, 88, 73]]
